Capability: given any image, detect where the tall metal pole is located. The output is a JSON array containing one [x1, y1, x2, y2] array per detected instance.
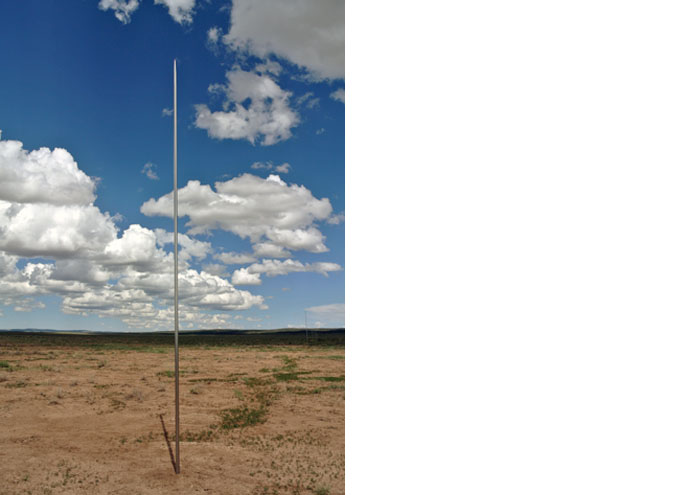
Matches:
[[173, 59, 180, 475], [305, 310, 308, 345]]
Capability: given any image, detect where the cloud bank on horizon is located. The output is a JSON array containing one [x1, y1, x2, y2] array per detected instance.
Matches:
[[0, 134, 342, 330]]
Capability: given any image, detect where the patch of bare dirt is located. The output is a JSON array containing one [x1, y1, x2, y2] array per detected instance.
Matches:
[[0, 342, 344, 495]]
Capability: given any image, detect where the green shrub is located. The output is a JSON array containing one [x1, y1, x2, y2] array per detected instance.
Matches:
[[219, 406, 267, 429]]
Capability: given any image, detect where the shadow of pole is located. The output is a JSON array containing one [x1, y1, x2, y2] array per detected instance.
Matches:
[[159, 414, 178, 474]]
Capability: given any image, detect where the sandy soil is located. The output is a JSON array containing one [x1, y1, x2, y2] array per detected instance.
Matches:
[[0, 341, 344, 495]]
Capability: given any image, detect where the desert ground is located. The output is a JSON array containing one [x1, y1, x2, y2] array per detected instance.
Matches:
[[0, 331, 344, 495]]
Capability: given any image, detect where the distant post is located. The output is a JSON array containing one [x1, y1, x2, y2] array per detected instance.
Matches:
[[173, 59, 181, 475], [305, 310, 308, 345]]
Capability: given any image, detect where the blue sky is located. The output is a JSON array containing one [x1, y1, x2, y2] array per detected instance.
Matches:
[[0, 0, 344, 331]]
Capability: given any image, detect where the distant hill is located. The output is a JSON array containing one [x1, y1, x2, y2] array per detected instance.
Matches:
[[0, 327, 344, 335], [0, 328, 93, 334], [0, 327, 344, 347]]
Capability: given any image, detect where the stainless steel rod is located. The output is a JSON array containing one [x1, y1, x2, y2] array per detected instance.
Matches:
[[173, 58, 180, 475]]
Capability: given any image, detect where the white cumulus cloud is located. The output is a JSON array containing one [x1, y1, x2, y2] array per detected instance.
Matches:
[[251, 161, 291, 174], [251, 162, 292, 174], [274, 163, 291, 173], [98, 0, 140, 24], [201, 263, 228, 277], [0, 201, 118, 259], [141, 162, 159, 180], [0, 136, 96, 205], [254, 60, 283, 76], [242, 258, 342, 278], [230, 259, 342, 286], [101, 224, 170, 273], [153, 228, 212, 261], [223, 0, 344, 80], [327, 212, 345, 225], [252, 243, 291, 258], [231, 268, 262, 286], [0, 134, 267, 330], [330, 88, 345, 103], [154, 0, 196, 24], [140, 173, 333, 254], [194, 69, 299, 145], [215, 251, 257, 265], [207, 27, 221, 44], [265, 227, 328, 253]]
